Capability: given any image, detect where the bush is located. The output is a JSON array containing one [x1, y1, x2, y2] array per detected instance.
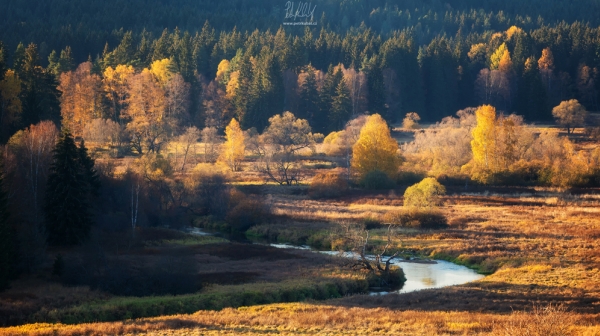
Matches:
[[308, 172, 348, 199], [384, 209, 448, 229], [360, 170, 395, 190], [226, 196, 269, 232], [362, 217, 383, 230], [396, 170, 426, 185], [366, 266, 406, 290], [404, 177, 446, 208]]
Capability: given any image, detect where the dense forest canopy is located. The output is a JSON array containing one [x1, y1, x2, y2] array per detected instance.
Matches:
[[1, 0, 600, 138], [3, 0, 600, 62]]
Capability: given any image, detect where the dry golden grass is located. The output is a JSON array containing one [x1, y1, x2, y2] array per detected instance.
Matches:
[[7, 190, 599, 334], [2, 302, 597, 335]]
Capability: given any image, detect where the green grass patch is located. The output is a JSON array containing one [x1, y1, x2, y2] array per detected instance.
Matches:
[[35, 278, 368, 325]]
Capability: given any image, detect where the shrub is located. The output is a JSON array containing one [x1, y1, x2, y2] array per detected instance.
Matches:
[[308, 172, 348, 199], [396, 170, 426, 185], [403, 177, 446, 208], [360, 170, 395, 190], [226, 197, 269, 232], [362, 217, 383, 230], [402, 112, 421, 129], [365, 266, 406, 290], [384, 209, 448, 229]]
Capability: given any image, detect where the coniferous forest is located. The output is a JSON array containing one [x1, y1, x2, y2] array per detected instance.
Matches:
[[2, 1, 600, 334]]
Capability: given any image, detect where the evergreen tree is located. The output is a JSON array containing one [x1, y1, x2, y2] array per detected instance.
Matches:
[[177, 32, 195, 82], [366, 61, 387, 119], [318, 67, 343, 133], [517, 57, 549, 120], [114, 32, 135, 66], [47, 50, 60, 76], [78, 140, 100, 197], [13, 43, 25, 74], [58, 46, 75, 74], [298, 65, 320, 125], [330, 79, 352, 130], [0, 41, 6, 82], [19, 43, 61, 127], [233, 52, 253, 128], [44, 131, 94, 246], [0, 160, 13, 291], [152, 29, 171, 61]]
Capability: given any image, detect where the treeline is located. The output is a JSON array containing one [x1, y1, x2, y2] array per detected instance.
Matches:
[[2, 20, 600, 143], [3, 0, 600, 61]]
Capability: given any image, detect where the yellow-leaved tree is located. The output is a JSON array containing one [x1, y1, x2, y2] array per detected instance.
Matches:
[[471, 105, 498, 172], [103, 64, 134, 120], [351, 113, 400, 180], [218, 118, 245, 171], [149, 58, 175, 86], [216, 59, 230, 83], [498, 49, 513, 73], [490, 43, 508, 70]]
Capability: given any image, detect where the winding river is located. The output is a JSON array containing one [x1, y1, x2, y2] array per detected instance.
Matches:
[[270, 243, 484, 294], [188, 228, 485, 294]]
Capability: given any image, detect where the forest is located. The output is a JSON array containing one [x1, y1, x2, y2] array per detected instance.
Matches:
[[1, 0, 600, 335]]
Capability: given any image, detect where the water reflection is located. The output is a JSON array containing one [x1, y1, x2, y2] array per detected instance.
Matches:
[[394, 259, 483, 293]]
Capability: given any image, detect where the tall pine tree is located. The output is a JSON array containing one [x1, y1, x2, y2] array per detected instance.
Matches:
[[298, 65, 320, 126], [318, 66, 343, 133], [44, 131, 95, 246], [517, 57, 549, 121], [330, 79, 352, 131]]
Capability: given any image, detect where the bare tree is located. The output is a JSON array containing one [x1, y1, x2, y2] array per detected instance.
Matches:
[[259, 112, 318, 185], [201, 126, 220, 163], [164, 73, 191, 126], [9, 121, 58, 223], [178, 126, 201, 171], [341, 66, 368, 117], [403, 108, 476, 175], [202, 80, 233, 130], [336, 221, 403, 288], [475, 69, 513, 110]]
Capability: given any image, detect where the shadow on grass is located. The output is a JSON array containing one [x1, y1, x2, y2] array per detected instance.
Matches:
[[324, 281, 600, 314]]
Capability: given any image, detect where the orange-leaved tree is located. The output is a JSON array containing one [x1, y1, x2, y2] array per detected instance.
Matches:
[[218, 118, 245, 171], [351, 113, 400, 180]]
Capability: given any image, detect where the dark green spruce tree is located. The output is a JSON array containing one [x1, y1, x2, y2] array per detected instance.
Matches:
[[298, 65, 320, 126], [330, 79, 352, 131], [78, 140, 100, 197], [365, 60, 388, 120], [19, 43, 61, 127], [0, 160, 14, 291], [44, 131, 97, 246], [517, 57, 550, 121], [317, 66, 343, 133]]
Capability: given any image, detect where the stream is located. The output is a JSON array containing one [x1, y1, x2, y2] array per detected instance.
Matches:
[[188, 228, 485, 294], [271, 243, 484, 294]]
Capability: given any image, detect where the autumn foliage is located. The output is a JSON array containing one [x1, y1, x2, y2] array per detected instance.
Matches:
[[218, 118, 245, 171], [351, 114, 400, 180]]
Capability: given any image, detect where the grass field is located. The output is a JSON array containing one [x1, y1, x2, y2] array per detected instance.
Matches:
[[3, 188, 600, 335]]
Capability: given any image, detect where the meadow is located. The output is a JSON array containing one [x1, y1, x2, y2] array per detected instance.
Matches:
[[2, 124, 600, 335]]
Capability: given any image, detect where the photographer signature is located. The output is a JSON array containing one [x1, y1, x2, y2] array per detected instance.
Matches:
[[285, 1, 317, 21]]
